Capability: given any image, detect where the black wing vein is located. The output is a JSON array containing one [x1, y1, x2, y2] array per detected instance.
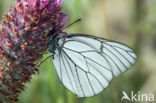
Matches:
[[60, 53, 76, 94]]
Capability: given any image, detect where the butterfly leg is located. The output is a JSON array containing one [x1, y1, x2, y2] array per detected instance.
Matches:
[[37, 54, 54, 67]]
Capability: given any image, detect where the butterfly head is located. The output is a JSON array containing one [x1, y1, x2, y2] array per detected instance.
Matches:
[[47, 27, 66, 55]]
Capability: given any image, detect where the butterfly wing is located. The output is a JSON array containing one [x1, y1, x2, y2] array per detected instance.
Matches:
[[53, 34, 137, 97]]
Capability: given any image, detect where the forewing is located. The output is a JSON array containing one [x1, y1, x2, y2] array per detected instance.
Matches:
[[53, 34, 137, 97]]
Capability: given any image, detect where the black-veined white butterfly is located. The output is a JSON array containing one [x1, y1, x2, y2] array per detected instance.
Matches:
[[47, 25, 137, 97]]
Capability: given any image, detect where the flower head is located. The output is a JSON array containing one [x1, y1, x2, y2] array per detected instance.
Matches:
[[0, 0, 67, 102]]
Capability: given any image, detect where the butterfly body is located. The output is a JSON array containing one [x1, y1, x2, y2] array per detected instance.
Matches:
[[47, 29, 65, 55]]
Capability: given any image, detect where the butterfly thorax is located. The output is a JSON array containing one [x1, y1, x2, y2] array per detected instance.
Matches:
[[47, 29, 65, 54]]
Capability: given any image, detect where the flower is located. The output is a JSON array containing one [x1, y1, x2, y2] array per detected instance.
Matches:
[[0, 0, 67, 102]]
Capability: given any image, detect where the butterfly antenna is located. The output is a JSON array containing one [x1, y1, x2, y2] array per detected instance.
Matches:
[[63, 18, 81, 29]]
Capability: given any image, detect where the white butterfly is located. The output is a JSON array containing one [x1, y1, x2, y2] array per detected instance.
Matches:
[[48, 33, 137, 97]]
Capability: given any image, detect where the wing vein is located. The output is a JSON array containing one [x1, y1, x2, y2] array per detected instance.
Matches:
[[76, 67, 86, 97], [58, 53, 63, 81], [111, 45, 134, 65], [63, 47, 111, 72], [84, 55, 111, 73], [102, 52, 122, 75], [61, 53, 76, 94], [86, 67, 104, 89], [62, 50, 85, 96], [127, 52, 137, 60], [104, 42, 134, 52], [87, 62, 109, 85], [86, 72, 95, 95], [63, 52, 79, 95], [103, 45, 128, 69]]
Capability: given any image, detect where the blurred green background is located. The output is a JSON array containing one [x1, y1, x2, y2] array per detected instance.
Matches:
[[0, 0, 156, 103]]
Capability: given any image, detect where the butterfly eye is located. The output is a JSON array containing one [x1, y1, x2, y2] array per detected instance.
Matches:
[[47, 29, 56, 37], [58, 38, 64, 45]]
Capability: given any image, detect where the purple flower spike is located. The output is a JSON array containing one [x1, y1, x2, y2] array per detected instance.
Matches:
[[53, 0, 64, 7], [0, 0, 67, 102]]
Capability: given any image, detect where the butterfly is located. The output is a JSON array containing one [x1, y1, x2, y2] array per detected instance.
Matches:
[[46, 22, 137, 98]]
